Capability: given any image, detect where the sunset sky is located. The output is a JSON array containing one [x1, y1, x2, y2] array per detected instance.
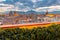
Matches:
[[0, 0, 60, 13]]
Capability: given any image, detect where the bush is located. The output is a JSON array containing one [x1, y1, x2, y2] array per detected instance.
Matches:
[[0, 24, 60, 40]]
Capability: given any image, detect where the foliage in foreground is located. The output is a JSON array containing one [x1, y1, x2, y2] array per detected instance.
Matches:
[[0, 24, 60, 40]]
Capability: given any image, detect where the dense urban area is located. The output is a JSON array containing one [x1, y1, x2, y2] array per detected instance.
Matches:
[[0, 11, 60, 25]]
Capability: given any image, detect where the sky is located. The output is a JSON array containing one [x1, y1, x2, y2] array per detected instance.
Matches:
[[0, 0, 60, 13]]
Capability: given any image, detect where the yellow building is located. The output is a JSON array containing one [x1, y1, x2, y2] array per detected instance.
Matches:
[[46, 14, 55, 17], [14, 11, 19, 16]]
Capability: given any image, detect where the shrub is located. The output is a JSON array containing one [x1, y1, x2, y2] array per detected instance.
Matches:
[[0, 24, 60, 40]]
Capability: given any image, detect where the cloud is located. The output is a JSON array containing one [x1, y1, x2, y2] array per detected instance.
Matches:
[[15, 2, 24, 5], [0, 0, 60, 13], [0, 0, 6, 2], [0, 3, 14, 12], [10, 6, 31, 12], [31, 0, 43, 3], [34, 5, 60, 12], [0, 3, 60, 13], [57, 0, 60, 2], [0, 3, 31, 12], [1, 0, 60, 9], [31, 0, 37, 3]]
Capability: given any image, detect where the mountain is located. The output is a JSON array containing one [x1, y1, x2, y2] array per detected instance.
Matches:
[[0, 10, 60, 14], [17, 11, 60, 14], [26, 10, 37, 14]]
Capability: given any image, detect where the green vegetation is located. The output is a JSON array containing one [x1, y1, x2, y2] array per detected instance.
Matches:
[[0, 24, 60, 40]]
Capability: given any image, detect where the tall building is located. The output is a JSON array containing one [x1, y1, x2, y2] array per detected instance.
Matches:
[[46, 10, 48, 15], [9, 11, 13, 16], [14, 11, 19, 16]]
